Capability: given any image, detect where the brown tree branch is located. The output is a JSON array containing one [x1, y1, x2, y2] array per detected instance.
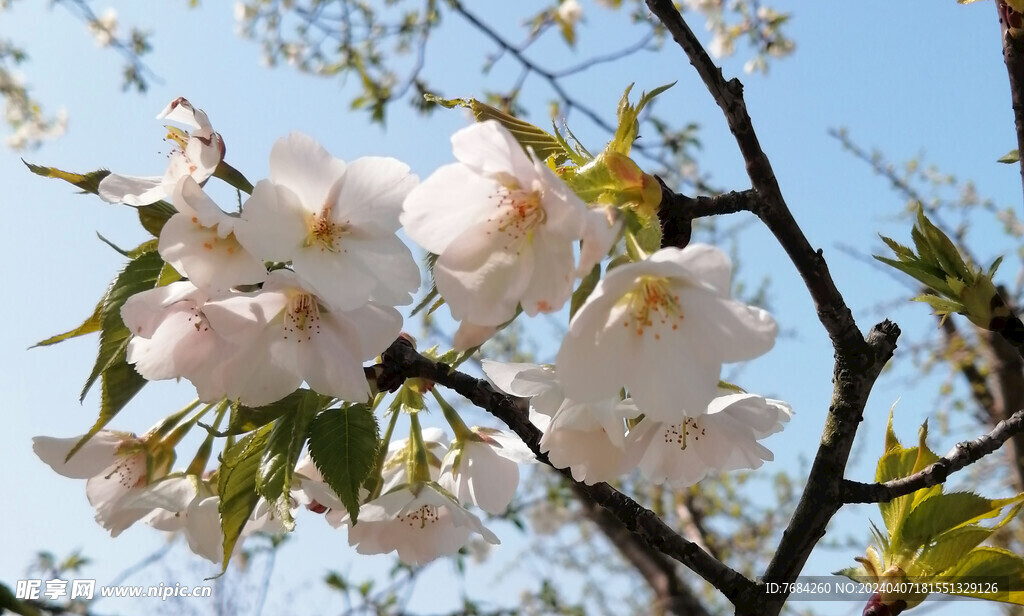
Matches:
[[572, 483, 710, 616], [643, 6, 902, 615], [841, 409, 1024, 504], [656, 179, 758, 248], [372, 337, 758, 607], [998, 1, 1024, 211]]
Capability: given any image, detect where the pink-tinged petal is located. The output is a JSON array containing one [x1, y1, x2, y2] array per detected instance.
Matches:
[[120, 281, 203, 339], [236, 180, 310, 262], [156, 97, 204, 130], [682, 292, 777, 363], [342, 228, 420, 307], [452, 121, 536, 181], [268, 132, 347, 212], [540, 421, 628, 485], [184, 132, 223, 182], [476, 428, 536, 464], [533, 158, 586, 240], [185, 496, 224, 563], [520, 229, 574, 316], [295, 315, 372, 402], [556, 298, 636, 404], [292, 246, 378, 312], [32, 432, 127, 479], [332, 157, 417, 229], [120, 475, 198, 516], [453, 321, 498, 350], [401, 163, 501, 255], [434, 215, 534, 326], [668, 243, 735, 297], [126, 308, 206, 381], [158, 213, 267, 295], [480, 360, 553, 397], [344, 302, 403, 360], [203, 289, 289, 343], [85, 452, 149, 536], [577, 207, 622, 275], [175, 176, 226, 228], [98, 174, 167, 206]]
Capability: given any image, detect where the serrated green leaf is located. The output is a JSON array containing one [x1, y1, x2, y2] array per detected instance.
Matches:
[[570, 264, 601, 318], [225, 390, 313, 435], [945, 547, 1024, 605], [213, 160, 254, 195], [33, 296, 103, 347], [217, 424, 273, 574], [256, 391, 327, 529], [137, 201, 177, 237], [878, 234, 916, 262], [915, 526, 997, 574], [884, 407, 901, 452], [69, 251, 164, 460], [157, 262, 181, 286], [23, 161, 111, 194], [900, 492, 1022, 550], [424, 94, 571, 163], [998, 149, 1020, 164], [308, 405, 380, 524], [609, 82, 674, 156]]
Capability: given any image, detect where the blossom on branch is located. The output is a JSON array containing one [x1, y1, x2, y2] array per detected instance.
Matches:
[[439, 427, 534, 514], [556, 244, 777, 422], [99, 97, 224, 206], [402, 121, 588, 346], [202, 269, 402, 406], [235, 132, 420, 311], [346, 481, 500, 566]]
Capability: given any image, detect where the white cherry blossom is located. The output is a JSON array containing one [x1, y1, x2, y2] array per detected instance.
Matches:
[[346, 482, 499, 566], [99, 97, 224, 206], [438, 428, 533, 514], [33, 431, 171, 536], [202, 269, 401, 406], [235, 132, 420, 311], [628, 391, 793, 487], [120, 281, 237, 402], [556, 244, 777, 423], [402, 121, 587, 340], [481, 360, 641, 484], [158, 177, 267, 295]]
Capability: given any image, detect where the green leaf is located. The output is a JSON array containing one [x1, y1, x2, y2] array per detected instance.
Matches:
[[998, 149, 1020, 164], [137, 201, 177, 237], [609, 82, 675, 156], [945, 547, 1024, 605], [33, 296, 103, 347], [0, 582, 43, 616], [900, 492, 1022, 550], [256, 391, 327, 529], [213, 160, 254, 195], [308, 404, 380, 524], [217, 424, 273, 574], [69, 251, 164, 460], [425, 94, 572, 163], [225, 389, 315, 435], [914, 525, 998, 574], [23, 161, 111, 194], [570, 264, 601, 318]]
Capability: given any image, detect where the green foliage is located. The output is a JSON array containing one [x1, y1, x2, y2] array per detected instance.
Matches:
[[570, 264, 601, 318], [256, 391, 328, 528], [68, 251, 164, 460], [427, 94, 574, 164], [218, 424, 274, 574], [308, 404, 381, 524], [839, 411, 1024, 609], [998, 148, 1019, 164], [224, 389, 323, 435], [608, 82, 674, 156], [875, 206, 1006, 330]]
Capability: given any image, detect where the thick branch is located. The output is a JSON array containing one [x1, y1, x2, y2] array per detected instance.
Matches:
[[572, 483, 710, 616], [998, 1, 1024, 210], [656, 179, 758, 248], [374, 338, 758, 607], [842, 409, 1024, 504]]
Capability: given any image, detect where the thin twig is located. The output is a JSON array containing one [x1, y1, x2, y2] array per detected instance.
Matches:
[[842, 409, 1024, 503]]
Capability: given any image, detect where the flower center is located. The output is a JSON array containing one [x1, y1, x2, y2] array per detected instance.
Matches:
[[620, 276, 684, 338], [104, 453, 147, 490], [662, 418, 707, 451], [399, 504, 441, 530], [305, 201, 350, 253], [283, 293, 321, 342], [488, 184, 545, 250]]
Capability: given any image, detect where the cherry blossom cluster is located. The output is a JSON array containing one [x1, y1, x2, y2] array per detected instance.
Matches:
[[33, 94, 793, 568]]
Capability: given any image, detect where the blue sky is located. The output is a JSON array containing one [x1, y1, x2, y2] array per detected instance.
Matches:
[[1, 0, 1021, 614]]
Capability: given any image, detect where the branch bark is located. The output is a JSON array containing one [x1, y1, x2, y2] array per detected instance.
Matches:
[[998, 0, 1024, 210], [842, 408, 1024, 504], [373, 337, 759, 607]]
